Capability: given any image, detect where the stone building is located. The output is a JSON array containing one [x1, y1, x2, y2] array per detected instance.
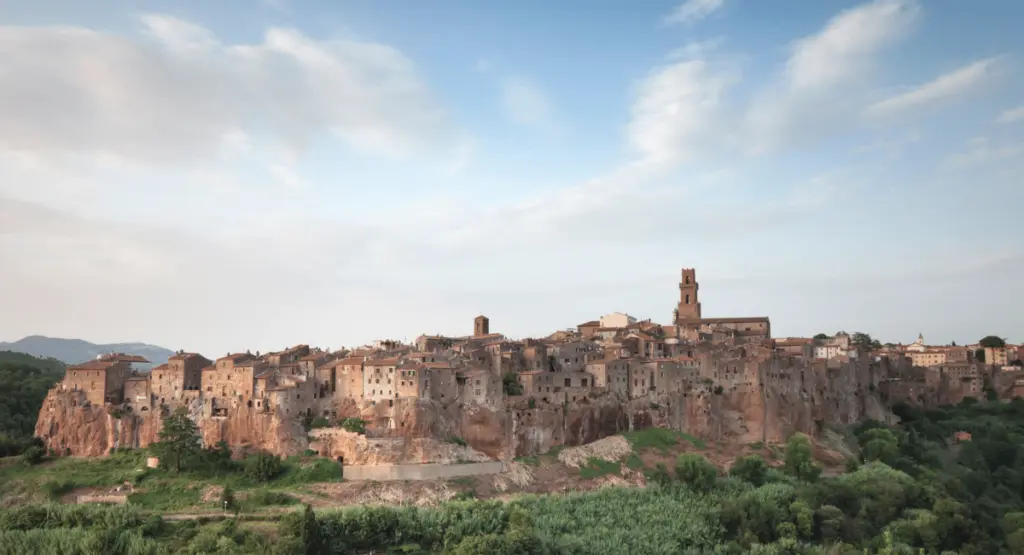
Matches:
[[266, 345, 311, 367], [585, 357, 629, 397], [61, 355, 141, 407], [363, 357, 399, 404], [122, 375, 152, 413], [152, 352, 211, 405], [674, 268, 771, 341], [600, 312, 637, 329], [335, 357, 366, 401], [461, 368, 499, 406]]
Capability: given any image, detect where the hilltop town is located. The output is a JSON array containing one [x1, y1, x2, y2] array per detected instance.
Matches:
[[34, 268, 1023, 462]]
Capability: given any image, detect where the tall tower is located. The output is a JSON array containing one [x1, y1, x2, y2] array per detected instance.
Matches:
[[474, 315, 490, 337], [676, 268, 701, 323]]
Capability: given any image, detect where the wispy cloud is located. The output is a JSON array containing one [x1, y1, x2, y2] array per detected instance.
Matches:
[[865, 57, 1002, 119], [0, 14, 456, 167], [745, 0, 919, 153], [997, 105, 1024, 124], [947, 137, 1024, 168], [664, 0, 725, 26]]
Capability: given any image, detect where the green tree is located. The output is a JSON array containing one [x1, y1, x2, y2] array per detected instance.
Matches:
[[979, 336, 1006, 348], [729, 454, 769, 486], [814, 333, 830, 340], [245, 452, 283, 482], [502, 372, 524, 396], [859, 428, 900, 466], [816, 504, 845, 542], [221, 485, 236, 512], [150, 408, 201, 473], [784, 433, 820, 482], [975, 349, 986, 363], [674, 453, 718, 491], [852, 332, 874, 349], [298, 504, 323, 555]]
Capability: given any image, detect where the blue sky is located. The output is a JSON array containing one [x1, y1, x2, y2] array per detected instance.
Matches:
[[0, 0, 1021, 355]]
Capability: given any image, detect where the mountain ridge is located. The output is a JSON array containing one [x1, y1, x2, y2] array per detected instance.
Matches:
[[0, 335, 174, 369]]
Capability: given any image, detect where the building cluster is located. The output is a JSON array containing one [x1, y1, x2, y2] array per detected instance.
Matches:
[[54, 268, 1023, 432]]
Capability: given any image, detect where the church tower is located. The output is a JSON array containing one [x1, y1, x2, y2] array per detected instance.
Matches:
[[474, 315, 490, 337], [675, 268, 701, 323]]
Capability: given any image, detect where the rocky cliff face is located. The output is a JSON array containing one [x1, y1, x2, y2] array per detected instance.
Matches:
[[34, 389, 303, 457], [35, 355, 902, 461]]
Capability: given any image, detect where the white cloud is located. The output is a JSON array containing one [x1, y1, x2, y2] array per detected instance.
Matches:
[[501, 76, 557, 133], [627, 58, 739, 165], [664, 0, 725, 26], [997, 105, 1024, 124], [786, 0, 919, 92], [0, 15, 452, 167], [864, 57, 1002, 119], [948, 137, 1024, 168], [745, 0, 919, 153]]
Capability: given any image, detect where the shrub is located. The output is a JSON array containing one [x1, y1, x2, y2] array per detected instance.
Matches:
[[309, 417, 330, 429], [448, 436, 468, 447], [341, 418, 366, 435], [245, 453, 283, 482], [674, 453, 718, 491], [729, 454, 768, 486], [21, 445, 45, 465]]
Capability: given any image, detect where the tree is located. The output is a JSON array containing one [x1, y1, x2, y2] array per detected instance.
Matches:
[[245, 452, 283, 482], [221, 485, 236, 512], [674, 453, 718, 491], [729, 454, 769, 486], [852, 332, 874, 349], [979, 336, 1006, 349], [298, 504, 323, 555], [975, 349, 986, 363], [150, 408, 201, 473], [784, 433, 820, 482], [859, 428, 900, 466], [502, 372, 524, 396], [813, 333, 830, 341]]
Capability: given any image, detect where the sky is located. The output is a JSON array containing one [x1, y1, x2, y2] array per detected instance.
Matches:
[[0, 0, 1021, 356]]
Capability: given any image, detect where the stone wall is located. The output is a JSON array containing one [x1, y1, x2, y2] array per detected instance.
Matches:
[[342, 461, 504, 481]]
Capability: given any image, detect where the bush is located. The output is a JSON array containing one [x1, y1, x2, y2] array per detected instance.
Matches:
[[448, 437, 468, 447], [674, 453, 718, 491], [341, 418, 366, 435], [21, 445, 45, 465], [309, 417, 330, 429], [245, 453, 283, 483], [729, 454, 768, 486]]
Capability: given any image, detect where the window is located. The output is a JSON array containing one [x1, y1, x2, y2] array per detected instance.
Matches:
[[564, 378, 571, 387], [475, 389, 481, 396]]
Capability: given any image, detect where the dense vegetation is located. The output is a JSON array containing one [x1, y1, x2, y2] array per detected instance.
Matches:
[[0, 351, 64, 456], [2, 398, 1023, 553]]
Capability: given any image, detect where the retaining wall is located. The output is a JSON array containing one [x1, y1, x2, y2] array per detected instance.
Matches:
[[342, 461, 504, 481]]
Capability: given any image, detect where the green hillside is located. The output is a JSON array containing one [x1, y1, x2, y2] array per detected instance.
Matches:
[[0, 350, 65, 456]]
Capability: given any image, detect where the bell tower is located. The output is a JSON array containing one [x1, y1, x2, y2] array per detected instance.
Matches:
[[676, 268, 701, 323], [474, 315, 490, 337]]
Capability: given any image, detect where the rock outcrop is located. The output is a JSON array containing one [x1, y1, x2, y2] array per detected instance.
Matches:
[[35, 355, 905, 460]]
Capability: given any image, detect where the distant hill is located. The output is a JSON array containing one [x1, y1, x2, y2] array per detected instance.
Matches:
[[0, 350, 66, 372], [0, 336, 174, 369]]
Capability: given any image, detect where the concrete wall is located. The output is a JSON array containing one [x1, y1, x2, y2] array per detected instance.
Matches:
[[342, 461, 504, 481]]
